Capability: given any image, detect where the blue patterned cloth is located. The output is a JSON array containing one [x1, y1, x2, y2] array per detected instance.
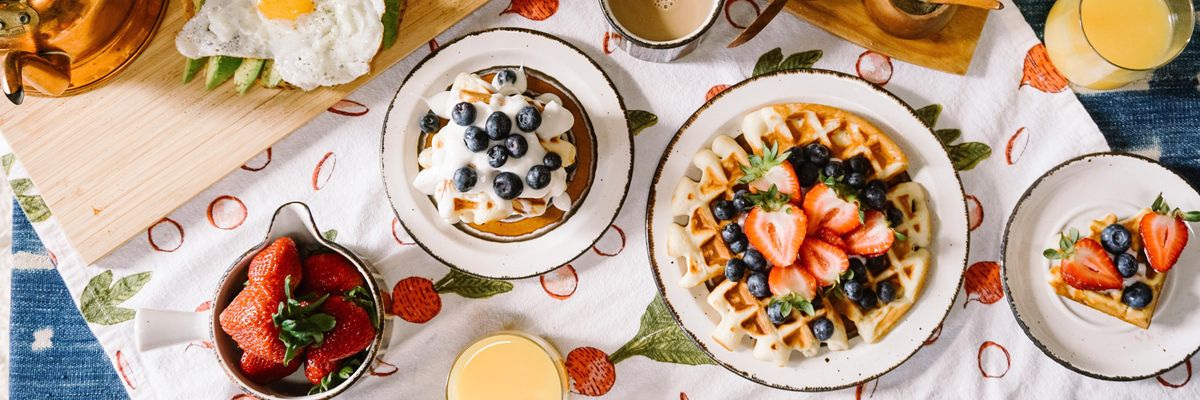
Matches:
[[9, 200, 125, 399], [6, 2, 1198, 397]]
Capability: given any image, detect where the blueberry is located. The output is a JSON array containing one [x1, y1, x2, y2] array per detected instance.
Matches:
[[725, 258, 747, 282], [857, 288, 878, 310], [493, 172, 523, 200], [804, 142, 831, 166], [463, 126, 489, 152], [733, 189, 754, 212], [418, 111, 440, 133], [451, 102, 476, 126], [543, 152, 563, 170], [527, 165, 552, 190], [843, 280, 863, 301], [866, 255, 890, 274], [1115, 253, 1138, 278], [485, 112, 512, 140], [811, 317, 834, 341], [885, 204, 904, 227], [786, 148, 807, 169], [728, 238, 748, 254], [767, 300, 790, 324], [505, 134, 528, 158], [487, 145, 508, 168], [861, 186, 887, 210], [797, 162, 820, 188], [495, 69, 518, 86], [1121, 282, 1153, 309], [866, 179, 888, 194], [878, 281, 897, 304], [846, 172, 868, 189], [516, 106, 542, 132], [747, 273, 771, 299], [713, 200, 737, 221], [822, 160, 845, 180], [721, 223, 744, 244], [846, 155, 872, 174], [849, 258, 868, 282], [1100, 224, 1133, 254], [452, 167, 476, 192], [744, 248, 769, 272]]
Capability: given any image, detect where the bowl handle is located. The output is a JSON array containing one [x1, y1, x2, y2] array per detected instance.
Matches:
[[134, 309, 210, 352]]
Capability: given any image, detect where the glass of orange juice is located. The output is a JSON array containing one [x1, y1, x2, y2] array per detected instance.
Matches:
[[1043, 0, 1194, 90], [446, 331, 569, 400]]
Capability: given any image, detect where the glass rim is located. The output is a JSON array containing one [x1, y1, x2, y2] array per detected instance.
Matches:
[[444, 331, 569, 400], [1077, 0, 1195, 72]]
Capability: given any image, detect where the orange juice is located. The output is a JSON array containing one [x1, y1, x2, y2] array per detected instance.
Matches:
[[446, 332, 567, 400], [1044, 0, 1191, 89]]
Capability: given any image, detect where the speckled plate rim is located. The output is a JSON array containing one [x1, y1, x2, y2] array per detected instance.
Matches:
[[1000, 151, 1200, 381], [645, 68, 969, 392], [380, 28, 633, 280]]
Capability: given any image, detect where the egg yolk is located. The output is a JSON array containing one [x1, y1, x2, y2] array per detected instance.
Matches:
[[258, 0, 315, 20]]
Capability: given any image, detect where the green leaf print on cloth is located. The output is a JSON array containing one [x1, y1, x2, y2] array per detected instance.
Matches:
[[609, 296, 714, 366], [432, 269, 512, 299], [752, 48, 823, 77], [915, 104, 993, 171], [322, 229, 338, 242], [10, 177, 51, 223], [2, 153, 14, 174], [627, 110, 658, 136], [81, 270, 152, 325]]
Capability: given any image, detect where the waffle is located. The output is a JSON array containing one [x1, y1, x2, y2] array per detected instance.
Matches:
[[415, 72, 577, 225], [828, 182, 933, 343], [666, 103, 932, 364], [1048, 210, 1163, 329]]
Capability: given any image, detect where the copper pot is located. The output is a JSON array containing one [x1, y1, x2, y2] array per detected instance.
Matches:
[[0, 0, 165, 105], [863, 0, 958, 40]]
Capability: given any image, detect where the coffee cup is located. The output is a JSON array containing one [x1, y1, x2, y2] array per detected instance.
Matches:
[[599, 0, 725, 63]]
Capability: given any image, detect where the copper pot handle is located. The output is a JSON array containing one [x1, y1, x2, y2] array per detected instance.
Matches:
[[0, 0, 72, 105]]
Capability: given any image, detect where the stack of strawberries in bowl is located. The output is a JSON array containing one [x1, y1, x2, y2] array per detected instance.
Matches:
[[219, 237, 380, 395]]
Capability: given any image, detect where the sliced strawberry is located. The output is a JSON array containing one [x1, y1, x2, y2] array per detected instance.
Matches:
[[1060, 238, 1122, 291], [748, 163, 801, 200], [1141, 212, 1189, 273], [816, 228, 846, 250], [803, 183, 861, 235], [745, 204, 807, 268], [801, 238, 850, 287], [769, 263, 819, 300], [845, 211, 895, 256]]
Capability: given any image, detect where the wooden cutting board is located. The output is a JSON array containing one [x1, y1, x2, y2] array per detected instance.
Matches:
[[0, 0, 487, 263], [787, 0, 989, 75]]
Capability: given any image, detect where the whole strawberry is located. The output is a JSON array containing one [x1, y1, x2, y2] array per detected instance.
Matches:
[[241, 351, 302, 384], [220, 284, 289, 363], [301, 253, 365, 295], [304, 296, 376, 383], [249, 237, 302, 290]]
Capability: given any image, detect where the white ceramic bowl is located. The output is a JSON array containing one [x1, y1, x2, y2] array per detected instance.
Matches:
[[380, 28, 633, 279], [646, 69, 969, 391], [1002, 152, 1200, 380]]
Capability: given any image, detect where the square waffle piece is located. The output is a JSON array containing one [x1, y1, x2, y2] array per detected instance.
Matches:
[[1048, 210, 1163, 329], [667, 103, 933, 364]]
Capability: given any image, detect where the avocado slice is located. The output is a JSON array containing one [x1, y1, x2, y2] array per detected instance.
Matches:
[[260, 60, 284, 89], [205, 56, 243, 90], [234, 59, 265, 95], [183, 57, 207, 84]]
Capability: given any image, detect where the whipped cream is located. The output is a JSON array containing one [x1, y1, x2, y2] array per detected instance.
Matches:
[[413, 69, 577, 224]]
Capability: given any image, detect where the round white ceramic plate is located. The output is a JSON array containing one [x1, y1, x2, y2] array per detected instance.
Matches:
[[1002, 152, 1200, 380], [646, 69, 969, 391], [381, 28, 633, 279]]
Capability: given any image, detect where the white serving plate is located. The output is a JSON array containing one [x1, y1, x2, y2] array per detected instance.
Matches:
[[381, 28, 633, 279], [645, 69, 969, 391], [1002, 152, 1200, 380]]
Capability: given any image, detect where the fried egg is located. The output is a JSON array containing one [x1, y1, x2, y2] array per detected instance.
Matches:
[[176, 0, 385, 90]]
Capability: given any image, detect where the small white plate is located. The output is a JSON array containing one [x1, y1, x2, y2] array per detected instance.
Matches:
[[646, 69, 969, 391], [1002, 152, 1200, 380], [381, 29, 633, 279]]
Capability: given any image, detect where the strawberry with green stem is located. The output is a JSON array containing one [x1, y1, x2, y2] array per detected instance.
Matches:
[[565, 298, 713, 397], [739, 143, 801, 199], [743, 186, 806, 268], [304, 296, 375, 385], [1141, 193, 1200, 272], [391, 269, 513, 323], [1044, 229, 1122, 291]]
